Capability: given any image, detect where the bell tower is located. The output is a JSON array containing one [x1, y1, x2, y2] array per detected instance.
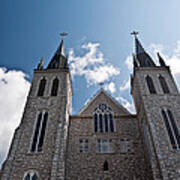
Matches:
[[131, 33, 180, 179], [0, 37, 72, 180]]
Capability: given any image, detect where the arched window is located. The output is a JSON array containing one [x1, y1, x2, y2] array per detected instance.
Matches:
[[93, 104, 114, 133], [146, 75, 156, 94], [31, 112, 48, 152], [24, 171, 38, 180], [51, 78, 59, 96], [37, 78, 46, 96], [103, 160, 109, 171], [161, 109, 180, 149], [159, 75, 170, 93], [38, 112, 48, 151]]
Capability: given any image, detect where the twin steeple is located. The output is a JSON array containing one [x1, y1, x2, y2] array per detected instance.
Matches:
[[132, 32, 166, 68], [37, 32, 167, 70]]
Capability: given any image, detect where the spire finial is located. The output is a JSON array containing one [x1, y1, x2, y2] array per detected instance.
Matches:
[[99, 82, 105, 89], [131, 31, 139, 38], [60, 32, 68, 39], [56, 32, 68, 57]]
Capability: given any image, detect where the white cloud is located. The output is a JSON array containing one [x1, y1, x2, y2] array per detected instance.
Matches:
[[0, 68, 30, 167], [116, 96, 135, 113], [125, 55, 133, 71], [104, 82, 116, 93], [69, 42, 120, 85], [148, 41, 180, 88]]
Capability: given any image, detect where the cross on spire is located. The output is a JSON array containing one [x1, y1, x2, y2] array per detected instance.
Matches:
[[99, 82, 105, 88], [60, 32, 68, 39], [131, 31, 139, 38]]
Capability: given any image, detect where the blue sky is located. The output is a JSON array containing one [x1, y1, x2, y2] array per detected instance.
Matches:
[[1, 0, 180, 166]]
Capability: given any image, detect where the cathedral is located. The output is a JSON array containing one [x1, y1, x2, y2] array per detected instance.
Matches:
[[0, 35, 180, 180]]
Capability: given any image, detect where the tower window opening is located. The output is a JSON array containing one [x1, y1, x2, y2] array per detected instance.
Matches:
[[37, 78, 46, 96], [31, 111, 48, 152], [38, 112, 48, 151], [161, 109, 180, 150], [159, 75, 170, 94], [93, 104, 114, 133], [51, 78, 59, 96], [146, 75, 156, 94], [103, 160, 109, 171]]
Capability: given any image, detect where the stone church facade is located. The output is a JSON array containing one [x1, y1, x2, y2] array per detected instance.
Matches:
[[1, 36, 180, 180]]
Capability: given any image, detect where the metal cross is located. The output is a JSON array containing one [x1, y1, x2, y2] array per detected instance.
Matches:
[[99, 82, 104, 88], [60, 32, 68, 39], [131, 31, 139, 38]]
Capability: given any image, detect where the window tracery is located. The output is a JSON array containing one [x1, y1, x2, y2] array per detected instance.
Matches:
[[93, 104, 114, 133]]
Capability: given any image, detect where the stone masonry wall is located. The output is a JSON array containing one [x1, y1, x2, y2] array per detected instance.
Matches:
[[1, 69, 72, 180], [66, 113, 152, 180], [133, 67, 180, 180]]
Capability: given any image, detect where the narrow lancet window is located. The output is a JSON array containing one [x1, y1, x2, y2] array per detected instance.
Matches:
[[32, 174, 38, 180], [93, 104, 114, 133], [167, 110, 180, 146], [94, 113, 98, 132], [25, 174, 31, 180], [103, 160, 109, 171], [31, 111, 48, 152], [109, 113, 114, 132], [161, 109, 180, 149], [159, 75, 170, 94], [146, 75, 156, 94], [31, 113, 42, 152], [99, 114, 103, 132], [37, 78, 46, 96], [51, 78, 59, 96], [38, 112, 48, 151], [104, 114, 108, 132]]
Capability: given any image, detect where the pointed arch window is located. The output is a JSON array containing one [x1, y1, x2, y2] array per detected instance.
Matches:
[[146, 75, 156, 94], [103, 160, 109, 171], [161, 109, 180, 150], [24, 171, 39, 180], [37, 78, 46, 96], [93, 104, 114, 133], [159, 75, 170, 94], [51, 78, 59, 96], [31, 111, 48, 152]]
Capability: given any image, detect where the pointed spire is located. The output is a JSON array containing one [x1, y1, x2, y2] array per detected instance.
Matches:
[[157, 52, 166, 67], [131, 31, 156, 68], [135, 37, 146, 55], [133, 53, 138, 68], [47, 34, 68, 69], [56, 39, 66, 57]]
